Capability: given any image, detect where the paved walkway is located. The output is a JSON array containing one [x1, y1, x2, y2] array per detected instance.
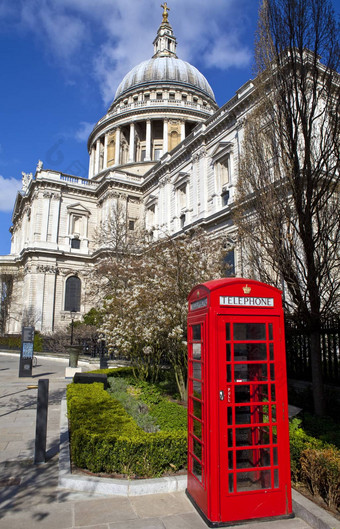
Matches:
[[0, 352, 334, 529]]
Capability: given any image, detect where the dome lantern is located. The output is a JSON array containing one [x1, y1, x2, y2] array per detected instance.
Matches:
[[153, 2, 178, 59]]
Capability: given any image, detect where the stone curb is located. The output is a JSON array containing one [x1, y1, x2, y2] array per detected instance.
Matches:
[[292, 489, 340, 529], [0, 350, 94, 367], [58, 396, 187, 496]]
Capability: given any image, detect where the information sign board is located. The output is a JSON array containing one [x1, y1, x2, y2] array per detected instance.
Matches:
[[19, 326, 35, 377]]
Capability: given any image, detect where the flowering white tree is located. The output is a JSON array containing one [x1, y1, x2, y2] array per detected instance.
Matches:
[[98, 229, 227, 400]]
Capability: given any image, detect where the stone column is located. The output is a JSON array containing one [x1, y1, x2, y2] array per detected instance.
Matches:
[[91, 146, 96, 177], [145, 120, 151, 161], [181, 121, 185, 142], [115, 127, 121, 166], [129, 123, 135, 163], [88, 150, 93, 179], [103, 133, 108, 169], [95, 139, 100, 174], [163, 119, 168, 155]]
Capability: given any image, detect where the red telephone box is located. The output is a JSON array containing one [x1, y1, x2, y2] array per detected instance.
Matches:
[[186, 278, 293, 526]]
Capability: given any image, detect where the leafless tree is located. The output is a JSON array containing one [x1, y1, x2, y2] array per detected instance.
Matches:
[[235, 0, 340, 415], [0, 274, 13, 335]]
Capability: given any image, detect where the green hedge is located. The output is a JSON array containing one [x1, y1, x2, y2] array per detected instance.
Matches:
[[0, 333, 43, 351], [289, 418, 340, 511], [0, 336, 21, 349], [67, 382, 187, 477]]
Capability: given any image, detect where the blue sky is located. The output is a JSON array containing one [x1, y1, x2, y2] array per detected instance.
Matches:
[[0, 0, 338, 255]]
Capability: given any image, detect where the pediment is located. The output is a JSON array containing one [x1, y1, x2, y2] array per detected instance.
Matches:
[[67, 203, 91, 216], [145, 194, 158, 208], [173, 172, 189, 188], [211, 142, 233, 162]]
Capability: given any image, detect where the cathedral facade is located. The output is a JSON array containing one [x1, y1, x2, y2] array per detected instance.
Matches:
[[0, 6, 255, 335]]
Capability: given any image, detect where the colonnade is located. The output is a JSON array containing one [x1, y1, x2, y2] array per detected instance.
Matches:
[[88, 118, 187, 178]]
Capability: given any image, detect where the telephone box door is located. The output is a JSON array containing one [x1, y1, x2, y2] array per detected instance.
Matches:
[[218, 315, 291, 523]]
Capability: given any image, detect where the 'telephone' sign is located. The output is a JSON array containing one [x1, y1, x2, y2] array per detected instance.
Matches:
[[220, 296, 274, 308]]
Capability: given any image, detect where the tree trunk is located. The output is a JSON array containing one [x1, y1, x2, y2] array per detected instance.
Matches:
[[310, 330, 326, 416], [174, 366, 187, 402]]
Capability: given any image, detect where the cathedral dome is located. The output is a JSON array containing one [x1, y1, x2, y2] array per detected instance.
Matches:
[[115, 57, 216, 102]]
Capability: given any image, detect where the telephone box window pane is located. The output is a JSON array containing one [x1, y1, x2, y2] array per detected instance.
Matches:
[[192, 325, 201, 340], [235, 405, 268, 425], [235, 448, 271, 469], [270, 343, 274, 360], [268, 324, 273, 340], [228, 474, 234, 492], [192, 343, 201, 360], [228, 451, 233, 470], [227, 365, 232, 382], [234, 323, 266, 341], [235, 384, 269, 403], [270, 364, 275, 380], [228, 429, 233, 447], [234, 364, 268, 382], [193, 362, 202, 381], [274, 469, 279, 488], [193, 399, 202, 419], [227, 408, 232, 425], [235, 426, 270, 446], [225, 323, 230, 340], [226, 343, 231, 362], [273, 447, 278, 465], [236, 470, 271, 491], [193, 459, 203, 482], [193, 380, 202, 398], [193, 418, 202, 439], [272, 405, 277, 422], [272, 426, 277, 443], [271, 385, 276, 401], [234, 343, 267, 361], [193, 438, 202, 461]]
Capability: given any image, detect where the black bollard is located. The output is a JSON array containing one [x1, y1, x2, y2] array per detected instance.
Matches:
[[34, 379, 49, 464]]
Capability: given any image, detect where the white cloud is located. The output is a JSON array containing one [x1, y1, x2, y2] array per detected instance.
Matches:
[[75, 122, 95, 142], [0, 175, 22, 212], [0, 0, 254, 105]]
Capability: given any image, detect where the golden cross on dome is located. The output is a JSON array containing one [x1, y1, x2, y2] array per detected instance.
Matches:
[[161, 2, 170, 23]]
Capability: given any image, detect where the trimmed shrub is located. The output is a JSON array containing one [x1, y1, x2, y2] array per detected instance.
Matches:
[[34, 332, 43, 352], [0, 335, 21, 349], [289, 418, 323, 482], [90, 367, 134, 378], [300, 448, 340, 510], [290, 418, 340, 512], [67, 382, 187, 477]]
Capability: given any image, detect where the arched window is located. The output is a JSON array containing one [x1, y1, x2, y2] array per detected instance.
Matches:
[[64, 276, 81, 312]]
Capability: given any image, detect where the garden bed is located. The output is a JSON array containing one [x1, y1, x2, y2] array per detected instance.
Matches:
[[67, 368, 187, 478]]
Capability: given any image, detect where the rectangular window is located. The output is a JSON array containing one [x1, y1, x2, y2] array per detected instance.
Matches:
[[222, 190, 229, 206], [71, 238, 80, 249], [154, 149, 162, 160], [128, 220, 135, 231]]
